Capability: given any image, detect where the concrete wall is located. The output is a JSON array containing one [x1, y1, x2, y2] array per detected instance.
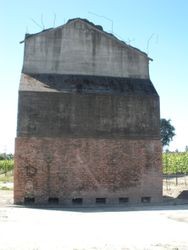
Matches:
[[14, 137, 162, 205], [17, 91, 160, 139], [22, 20, 149, 79]]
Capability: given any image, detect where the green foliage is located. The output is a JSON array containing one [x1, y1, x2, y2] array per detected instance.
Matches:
[[0, 160, 14, 175], [160, 119, 175, 147], [0, 153, 13, 160], [163, 152, 188, 174]]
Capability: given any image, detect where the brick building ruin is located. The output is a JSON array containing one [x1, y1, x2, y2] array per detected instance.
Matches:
[[14, 18, 162, 206]]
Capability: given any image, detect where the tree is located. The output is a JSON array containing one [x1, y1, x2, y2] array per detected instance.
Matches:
[[160, 119, 175, 147]]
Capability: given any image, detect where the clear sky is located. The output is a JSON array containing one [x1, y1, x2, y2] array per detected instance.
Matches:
[[0, 0, 188, 153]]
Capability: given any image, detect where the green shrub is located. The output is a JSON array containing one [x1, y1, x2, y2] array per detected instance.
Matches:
[[0, 160, 14, 175], [163, 152, 188, 175]]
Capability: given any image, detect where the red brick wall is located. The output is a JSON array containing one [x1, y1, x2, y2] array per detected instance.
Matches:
[[14, 137, 162, 205]]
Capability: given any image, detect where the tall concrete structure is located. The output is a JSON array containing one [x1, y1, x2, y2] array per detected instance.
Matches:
[[14, 18, 162, 206]]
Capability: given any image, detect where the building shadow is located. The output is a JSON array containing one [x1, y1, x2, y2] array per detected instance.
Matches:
[[7, 194, 188, 213]]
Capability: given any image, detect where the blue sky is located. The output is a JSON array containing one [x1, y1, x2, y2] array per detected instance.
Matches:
[[0, 0, 188, 153]]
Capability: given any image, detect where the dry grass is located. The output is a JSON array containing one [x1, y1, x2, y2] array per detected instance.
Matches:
[[163, 175, 188, 198], [0, 171, 13, 190], [0, 173, 13, 183]]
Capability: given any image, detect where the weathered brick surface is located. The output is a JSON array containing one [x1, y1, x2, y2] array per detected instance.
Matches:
[[14, 137, 162, 205]]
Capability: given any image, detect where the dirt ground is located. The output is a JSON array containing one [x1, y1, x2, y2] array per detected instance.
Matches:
[[0, 177, 188, 250], [163, 175, 188, 201], [0, 190, 13, 206], [0, 193, 188, 250]]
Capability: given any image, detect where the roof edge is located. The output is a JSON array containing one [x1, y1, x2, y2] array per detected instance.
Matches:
[[70, 18, 150, 59], [20, 18, 152, 60]]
